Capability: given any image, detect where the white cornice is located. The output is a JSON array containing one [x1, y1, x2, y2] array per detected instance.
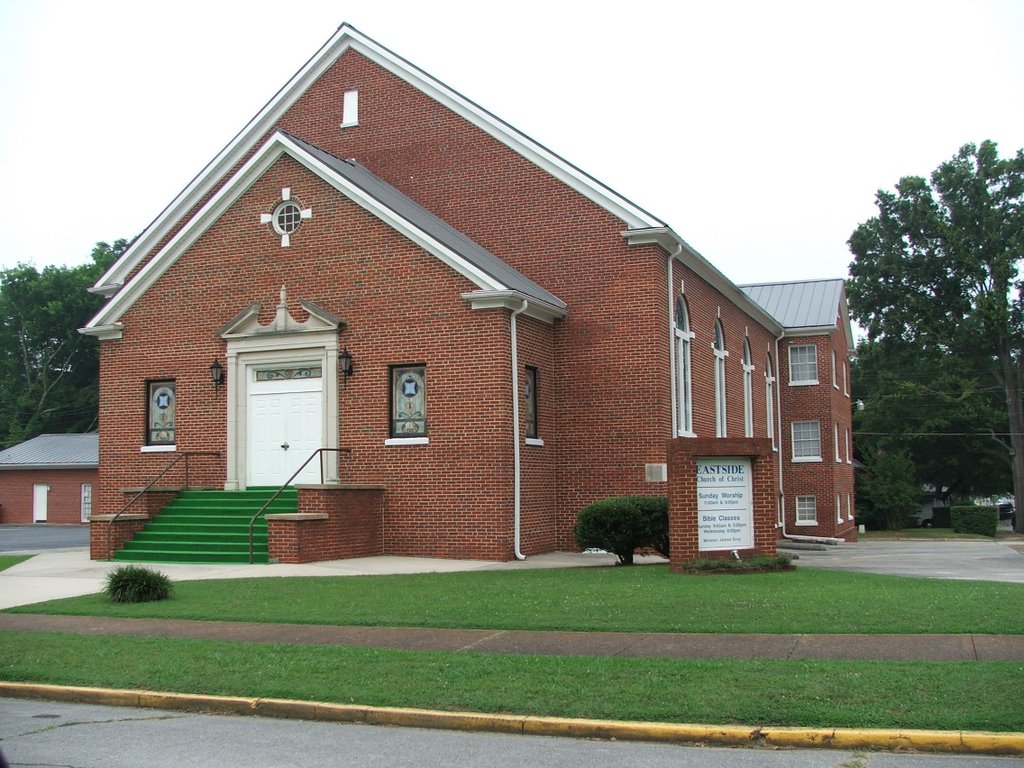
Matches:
[[622, 227, 783, 335], [84, 133, 512, 331], [92, 24, 664, 298], [78, 323, 123, 340], [461, 290, 567, 324]]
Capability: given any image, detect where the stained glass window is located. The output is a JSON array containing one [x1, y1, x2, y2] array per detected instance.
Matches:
[[525, 367, 538, 439], [391, 366, 426, 436], [148, 381, 176, 445], [255, 366, 322, 381]]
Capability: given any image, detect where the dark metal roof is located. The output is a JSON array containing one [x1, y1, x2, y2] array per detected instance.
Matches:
[[284, 132, 566, 311], [739, 279, 845, 329], [0, 434, 99, 469]]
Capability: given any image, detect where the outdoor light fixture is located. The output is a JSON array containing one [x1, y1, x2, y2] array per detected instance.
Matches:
[[339, 349, 354, 383], [209, 359, 225, 389]]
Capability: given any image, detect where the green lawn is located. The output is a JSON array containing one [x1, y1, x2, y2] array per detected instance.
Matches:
[[1, 631, 1019, 732], [0, 555, 30, 573], [7, 565, 1024, 634]]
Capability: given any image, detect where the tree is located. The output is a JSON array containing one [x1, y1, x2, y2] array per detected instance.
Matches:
[[0, 240, 127, 448], [852, 337, 1011, 502], [857, 447, 921, 530], [848, 141, 1024, 532]]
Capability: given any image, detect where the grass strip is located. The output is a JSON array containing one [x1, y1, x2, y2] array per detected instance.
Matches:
[[1, 630, 1020, 732], [0, 555, 30, 573], [8, 565, 1024, 634]]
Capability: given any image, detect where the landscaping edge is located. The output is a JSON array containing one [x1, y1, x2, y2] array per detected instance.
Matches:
[[2, 682, 1022, 757]]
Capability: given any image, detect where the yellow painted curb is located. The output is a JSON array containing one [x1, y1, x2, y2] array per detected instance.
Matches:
[[2, 682, 1022, 757]]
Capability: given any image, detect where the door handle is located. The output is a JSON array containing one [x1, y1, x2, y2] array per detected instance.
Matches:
[[280, 442, 290, 450]]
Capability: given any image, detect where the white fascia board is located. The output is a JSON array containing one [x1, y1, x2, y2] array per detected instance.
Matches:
[[78, 323, 123, 340], [622, 227, 783, 335], [782, 325, 838, 338], [92, 24, 664, 295], [461, 290, 567, 324], [85, 133, 506, 329]]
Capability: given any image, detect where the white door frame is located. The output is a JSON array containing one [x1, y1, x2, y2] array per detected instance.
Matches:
[[33, 483, 49, 523], [224, 335, 339, 490]]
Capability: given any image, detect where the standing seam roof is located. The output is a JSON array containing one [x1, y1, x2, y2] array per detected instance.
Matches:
[[739, 279, 844, 329], [0, 434, 99, 467]]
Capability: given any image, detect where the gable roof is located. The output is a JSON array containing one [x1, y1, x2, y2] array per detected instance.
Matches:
[[82, 131, 566, 337], [0, 434, 98, 470], [90, 23, 665, 299], [740, 278, 854, 350]]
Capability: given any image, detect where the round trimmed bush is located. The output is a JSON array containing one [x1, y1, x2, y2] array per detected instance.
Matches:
[[104, 565, 173, 603], [574, 495, 669, 565]]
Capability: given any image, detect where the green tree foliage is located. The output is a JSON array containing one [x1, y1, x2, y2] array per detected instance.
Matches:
[[848, 141, 1024, 532], [857, 448, 921, 530], [852, 338, 1011, 500], [0, 240, 128, 448]]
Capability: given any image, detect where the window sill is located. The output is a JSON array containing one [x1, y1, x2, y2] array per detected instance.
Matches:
[[525, 438, 545, 447], [140, 445, 176, 453], [677, 430, 697, 438], [789, 380, 819, 387], [795, 520, 818, 526], [792, 456, 822, 463], [384, 437, 429, 446]]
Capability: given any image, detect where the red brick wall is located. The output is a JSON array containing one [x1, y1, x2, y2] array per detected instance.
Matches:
[[0, 469, 97, 524], [779, 329, 856, 540], [267, 485, 385, 563], [666, 437, 778, 570]]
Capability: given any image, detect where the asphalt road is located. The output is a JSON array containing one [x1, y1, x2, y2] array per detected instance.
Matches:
[[1, 698, 1019, 768], [0, 524, 88, 552]]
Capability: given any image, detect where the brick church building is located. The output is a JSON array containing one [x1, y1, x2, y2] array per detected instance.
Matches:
[[83, 24, 855, 563]]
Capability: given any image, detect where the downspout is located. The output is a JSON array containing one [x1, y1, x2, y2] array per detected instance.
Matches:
[[511, 299, 529, 560], [667, 243, 683, 437], [777, 332, 844, 545]]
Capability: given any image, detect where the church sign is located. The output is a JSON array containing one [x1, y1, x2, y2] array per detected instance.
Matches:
[[696, 457, 753, 551]]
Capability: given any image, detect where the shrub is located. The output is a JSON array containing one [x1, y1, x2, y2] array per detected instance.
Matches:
[[950, 505, 998, 537], [574, 495, 668, 565], [104, 565, 173, 603]]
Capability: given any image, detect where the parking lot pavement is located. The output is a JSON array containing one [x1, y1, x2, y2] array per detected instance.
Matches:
[[0, 524, 89, 553], [793, 539, 1024, 583]]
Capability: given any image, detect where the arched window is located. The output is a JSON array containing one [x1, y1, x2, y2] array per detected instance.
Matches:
[[742, 338, 754, 437], [765, 353, 776, 450], [714, 319, 727, 437], [675, 297, 694, 435]]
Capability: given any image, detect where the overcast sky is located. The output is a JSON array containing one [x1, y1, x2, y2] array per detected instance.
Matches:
[[1, 0, 1022, 287]]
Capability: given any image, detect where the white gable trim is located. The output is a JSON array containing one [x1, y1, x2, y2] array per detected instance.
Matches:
[[91, 24, 662, 296], [83, 132, 511, 332]]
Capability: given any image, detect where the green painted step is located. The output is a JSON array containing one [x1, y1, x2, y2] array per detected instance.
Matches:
[[113, 488, 297, 565]]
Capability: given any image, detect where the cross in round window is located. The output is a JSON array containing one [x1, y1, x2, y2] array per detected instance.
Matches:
[[259, 187, 313, 247]]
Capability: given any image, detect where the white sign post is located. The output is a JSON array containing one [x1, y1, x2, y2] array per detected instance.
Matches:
[[696, 457, 753, 551]]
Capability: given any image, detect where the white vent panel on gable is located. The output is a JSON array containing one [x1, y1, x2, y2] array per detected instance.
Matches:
[[341, 90, 359, 127]]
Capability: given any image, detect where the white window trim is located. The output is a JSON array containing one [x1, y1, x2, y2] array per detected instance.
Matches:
[[525, 437, 545, 447], [788, 344, 818, 385], [848, 492, 854, 521], [832, 350, 839, 389], [765, 357, 777, 451], [80, 483, 92, 523], [791, 420, 821, 462], [742, 339, 754, 439], [714, 322, 728, 438], [384, 437, 429, 446], [846, 428, 852, 464], [843, 361, 850, 397], [834, 423, 841, 462], [795, 495, 817, 525], [837, 494, 843, 523], [140, 444, 176, 453]]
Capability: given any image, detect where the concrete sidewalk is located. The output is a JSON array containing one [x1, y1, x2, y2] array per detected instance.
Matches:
[[2, 612, 1023, 661]]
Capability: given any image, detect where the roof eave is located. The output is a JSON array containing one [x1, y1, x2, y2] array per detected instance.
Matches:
[[622, 227, 784, 334], [461, 290, 567, 324]]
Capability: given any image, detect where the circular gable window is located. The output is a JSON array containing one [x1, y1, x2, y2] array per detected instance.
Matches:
[[272, 201, 302, 236]]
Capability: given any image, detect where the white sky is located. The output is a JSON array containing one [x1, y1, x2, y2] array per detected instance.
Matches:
[[1, 0, 1022, 286]]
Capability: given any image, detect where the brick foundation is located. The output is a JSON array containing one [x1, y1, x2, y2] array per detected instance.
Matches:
[[267, 484, 385, 563]]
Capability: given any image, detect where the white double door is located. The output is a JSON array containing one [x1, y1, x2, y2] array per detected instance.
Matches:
[[247, 371, 324, 487]]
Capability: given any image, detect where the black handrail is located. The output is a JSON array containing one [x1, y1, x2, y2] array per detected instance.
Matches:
[[105, 451, 221, 560], [247, 447, 351, 563]]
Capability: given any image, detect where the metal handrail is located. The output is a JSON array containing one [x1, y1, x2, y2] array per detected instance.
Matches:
[[105, 451, 221, 560], [247, 447, 351, 563]]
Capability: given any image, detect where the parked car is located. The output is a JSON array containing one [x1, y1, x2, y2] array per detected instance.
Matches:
[[999, 502, 1016, 525]]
